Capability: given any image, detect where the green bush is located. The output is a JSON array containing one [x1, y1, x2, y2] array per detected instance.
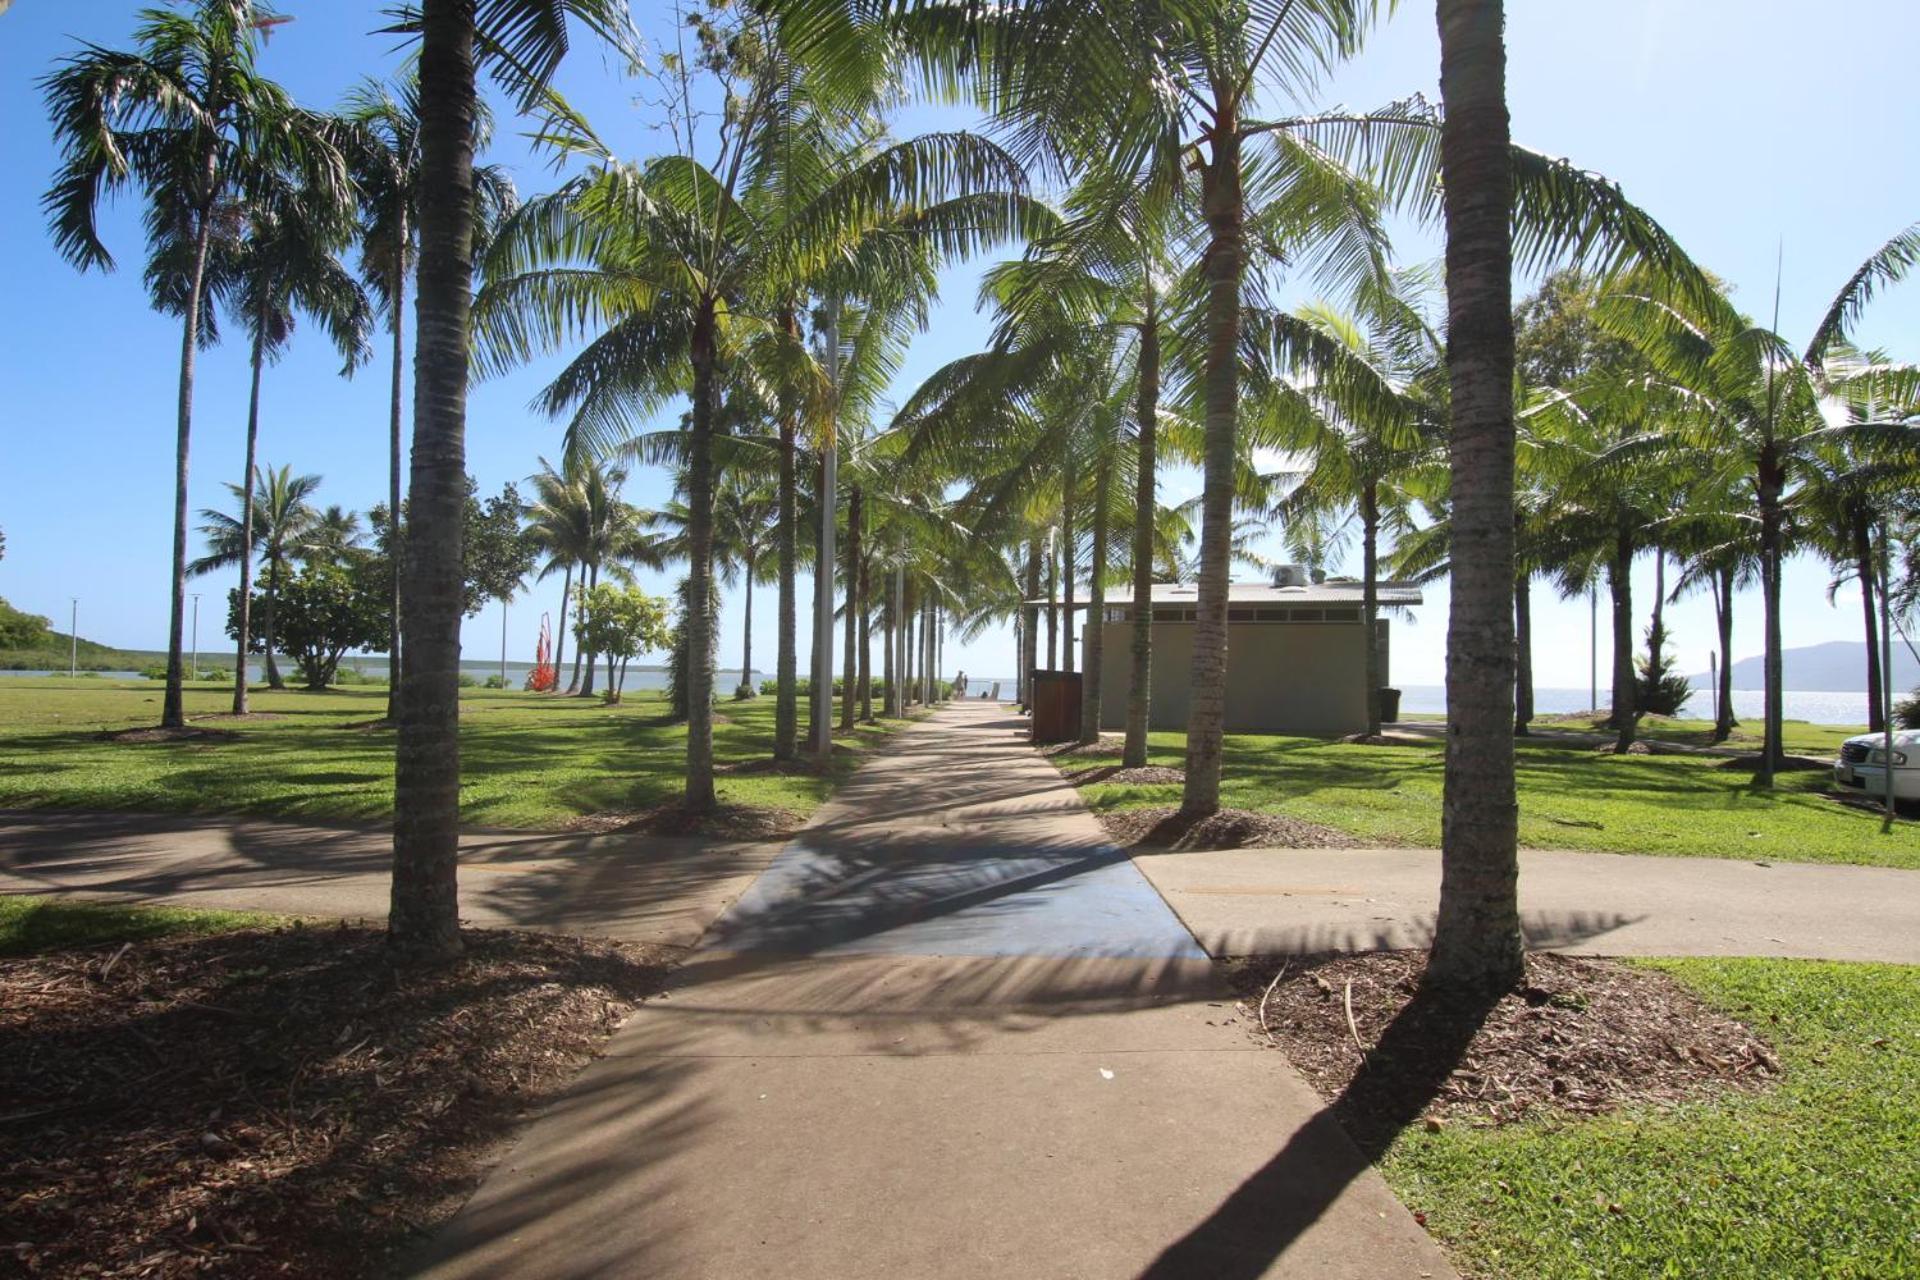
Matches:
[[456, 673, 479, 688], [484, 674, 509, 690], [1896, 688, 1920, 730], [139, 664, 169, 681], [197, 667, 233, 684]]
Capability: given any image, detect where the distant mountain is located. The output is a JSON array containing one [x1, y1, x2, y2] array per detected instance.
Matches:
[[1688, 640, 1920, 692]]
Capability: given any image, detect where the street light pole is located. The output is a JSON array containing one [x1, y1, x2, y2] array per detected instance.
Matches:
[[69, 599, 77, 678], [501, 598, 509, 689], [190, 593, 201, 681], [1588, 587, 1597, 713]]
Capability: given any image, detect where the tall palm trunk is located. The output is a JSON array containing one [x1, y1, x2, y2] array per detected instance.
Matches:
[[859, 556, 874, 722], [162, 151, 219, 730], [551, 562, 571, 691], [231, 314, 267, 715], [840, 485, 860, 732], [1608, 528, 1636, 751], [1513, 569, 1533, 735], [578, 560, 599, 697], [566, 567, 586, 693], [385, 233, 407, 722], [1647, 548, 1667, 686], [1362, 480, 1382, 737], [774, 314, 799, 757], [902, 591, 915, 706], [1124, 306, 1160, 767], [1180, 101, 1244, 818], [390, 0, 476, 961], [262, 555, 285, 691], [739, 554, 756, 697], [683, 303, 720, 810], [1425, 0, 1524, 994], [1061, 458, 1076, 675], [1757, 450, 1786, 782], [1714, 562, 1736, 741], [1079, 456, 1111, 744], [1855, 511, 1884, 733], [1021, 540, 1041, 710]]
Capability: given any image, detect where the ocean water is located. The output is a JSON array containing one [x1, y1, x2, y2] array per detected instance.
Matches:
[[1397, 685, 1873, 727]]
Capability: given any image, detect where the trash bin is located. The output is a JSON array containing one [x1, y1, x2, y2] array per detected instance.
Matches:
[[1377, 687, 1402, 722]]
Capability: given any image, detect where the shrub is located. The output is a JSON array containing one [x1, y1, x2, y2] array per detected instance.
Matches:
[[1896, 688, 1920, 730], [456, 673, 479, 688], [484, 675, 509, 690], [198, 667, 233, 684], [139, 665, 169, 681]]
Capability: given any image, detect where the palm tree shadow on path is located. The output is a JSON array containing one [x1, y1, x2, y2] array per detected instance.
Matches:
[[1137, 982, 1503, 1279]]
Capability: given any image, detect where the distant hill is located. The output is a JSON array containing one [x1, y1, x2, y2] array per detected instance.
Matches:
[[1688, 639, 1920, 692]]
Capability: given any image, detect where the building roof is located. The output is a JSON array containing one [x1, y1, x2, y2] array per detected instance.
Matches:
[[1024, 581, 1424, 608]]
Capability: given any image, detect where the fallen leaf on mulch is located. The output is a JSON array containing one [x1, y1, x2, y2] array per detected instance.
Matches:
[[1099, 805, 1363, 851], [0, 924, 677, 1279], [563, 799, 802, 841], [1224, 951, 1778, 1151]]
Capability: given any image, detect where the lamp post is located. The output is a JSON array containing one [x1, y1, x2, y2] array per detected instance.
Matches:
[[1588, 587, 1597, 713], [190, 593, 201, 682], [69, 599, 77, 678], [500, 597, 510, 689]]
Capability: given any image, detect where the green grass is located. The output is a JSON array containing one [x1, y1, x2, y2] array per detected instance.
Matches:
[[0, 894, 279, 956], [1384, 959, 1920, 1279], [0, 678, 910, 828], [1069, 731, 1918, 867]]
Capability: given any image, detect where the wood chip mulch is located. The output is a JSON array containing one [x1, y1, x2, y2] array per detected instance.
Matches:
[[562, 799, 802, 841], [1098, 805, 1364, 851], [0, 924, 677, 1279], [1060, 764, 1186, 787], [1223, 951, 1778, 1153], [1035, 735, 1124, 758], [189, 713, 287, 724]]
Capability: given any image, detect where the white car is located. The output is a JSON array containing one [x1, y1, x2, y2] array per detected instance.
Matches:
[[1833, 729, 1920, 802]]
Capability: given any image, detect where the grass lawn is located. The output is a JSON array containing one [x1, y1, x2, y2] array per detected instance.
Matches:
[[1385, 958, 1919, 1279], [0, 677, 910, 828], [0, 893, 278, 956], [1068, 731, 1919, 867]]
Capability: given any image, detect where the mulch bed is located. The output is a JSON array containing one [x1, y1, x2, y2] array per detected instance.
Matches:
[[562, 799, 803, 841], [1099, 805, 1364, 851], [1710, 752, 1833, 772], [98, 726, 242, 745], [1061, 764, 1186, 787], [189, 713, 287, 724], [0, 924, 676, 1279], [1036, 735, 1124, 758], [1222, 951, 1777, 1151]]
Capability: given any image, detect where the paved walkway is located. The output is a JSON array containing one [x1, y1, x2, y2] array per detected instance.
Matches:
[[0, 810, 775, 949], [1133, 845, 1920, 964], [408, 703, 1455, 1280]]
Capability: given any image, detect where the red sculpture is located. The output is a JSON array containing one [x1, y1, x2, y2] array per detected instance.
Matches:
[[526, 613, 558, 692]]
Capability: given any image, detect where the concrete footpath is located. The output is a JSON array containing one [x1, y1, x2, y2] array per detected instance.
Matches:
[[409, 702, 1456, 1280], [0, 810, 775, 949], [1133, 845, 1920, 964]]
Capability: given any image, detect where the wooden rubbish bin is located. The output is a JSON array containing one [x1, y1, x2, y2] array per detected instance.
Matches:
[[1029, 670, 1082, 744]]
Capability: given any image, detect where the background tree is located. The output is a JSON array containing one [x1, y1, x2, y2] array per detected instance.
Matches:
[[226, 558, 386, 690], [42, 0, 343, 729], [575, 582, 670, 701], [191, 464, 321, 689]]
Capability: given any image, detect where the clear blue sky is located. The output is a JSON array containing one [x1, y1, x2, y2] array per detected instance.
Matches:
[[2, 1, 1916, 690]]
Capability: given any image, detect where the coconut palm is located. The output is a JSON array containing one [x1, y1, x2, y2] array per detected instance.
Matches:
[[524, 455, 652, 697], [383, 0, 637, 960], [190, 464, 321, 689], [341, 74, 517, 719], [41, 0, 345, 729], [216, 159, 371, 715]]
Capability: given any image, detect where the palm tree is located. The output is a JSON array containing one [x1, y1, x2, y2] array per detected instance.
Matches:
[[389, 0, 637, 960], [42, 0, 343, 730], [191, 464, 321, 689], [341, 75, 517, 719], [1424, 0, 1523, 994], [217, 159, 371, 715]]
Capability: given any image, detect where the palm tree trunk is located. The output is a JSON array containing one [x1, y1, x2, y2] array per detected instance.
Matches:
[[552, 563, 572, 692], [579, 561, 599, 697], [1021, 540, 1041, 710], [231, 318, 267, 716], [1425, 0, 1525, 994], [1856, 512, 1884, 733], [684, 303, 720, 810], [1124, 306, 1160, 768], [1609, 529, 1636, 751], [1362, 481, 1382, 737], [1513, 569, 1533, 735], [263, 556, 284, 691], [740, 554, 755, 698], [1757, 451, 1786, 782], [840, 486, 860, 732], [859, 555, 874, 723], [160, 146, 219, 730], [774, 307, 799, 758], [1180, 101, 1245, 819], [1647, 547, 1667, 692], [903, 593, 915, 706], [385, 235, 407, 723], [566, 568, 585, 692], [390, 0, 476, 962], [1714, 562, 1736, 741], [1079, 456, 1111, 744], [1061, 459, 1076, 675]]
